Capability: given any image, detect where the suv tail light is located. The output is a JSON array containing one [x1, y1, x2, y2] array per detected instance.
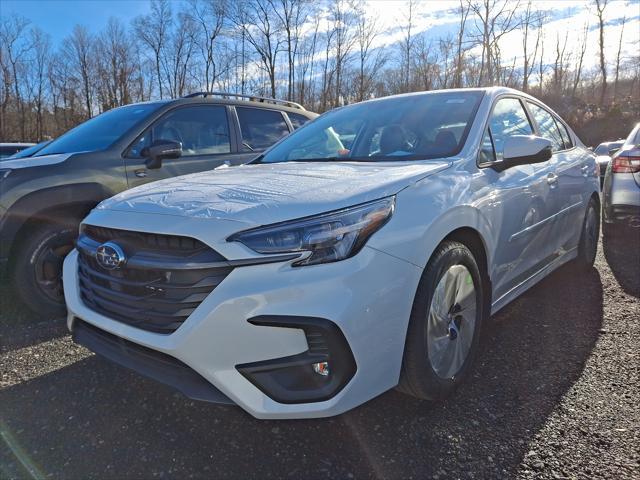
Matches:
[[612, 153, 640, 174]]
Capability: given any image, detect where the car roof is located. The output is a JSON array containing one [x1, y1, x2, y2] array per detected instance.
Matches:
[[121, 94, 318, 118], [343, 86, 547, 108]]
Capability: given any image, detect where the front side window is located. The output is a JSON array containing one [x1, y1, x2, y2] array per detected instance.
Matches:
[[237, 107, 289, 151], [527, 102, 564, 152], [489, 98, 533, 160], [36, 103, 162, 156], [257, 91, 483, 164], [479, 129, 496, 163], [128, 105, 231, 158]]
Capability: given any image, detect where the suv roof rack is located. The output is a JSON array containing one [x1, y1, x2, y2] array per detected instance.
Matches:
[[183, 91, 305, 110]]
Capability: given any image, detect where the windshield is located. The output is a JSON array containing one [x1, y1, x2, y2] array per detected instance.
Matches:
[[257, 91, 483, 164], [35, 103, 162, 156]]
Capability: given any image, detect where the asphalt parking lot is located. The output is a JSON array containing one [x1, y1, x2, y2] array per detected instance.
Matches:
[[1, 230, 638, 480]]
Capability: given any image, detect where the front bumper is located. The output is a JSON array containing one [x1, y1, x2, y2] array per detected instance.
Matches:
[[64, 235, 422, 419]]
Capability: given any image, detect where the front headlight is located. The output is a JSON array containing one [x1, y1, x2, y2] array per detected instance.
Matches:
[[228, 196, 395, 266]]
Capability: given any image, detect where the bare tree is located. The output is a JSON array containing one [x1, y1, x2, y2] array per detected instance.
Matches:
[[613, 15, 626, 103], [468, 0, 521, 86], [0, 14, 32, 139], [595, 0, 608, 105], [571, 21, 589, 99], [453, 0, 471, 88], [520, 1, 542, 92], [96, 18, 138, 109], [269, 0, 308, 101], [133, 0, 172, 99], [353, 0, 384, 101], [162, 13, 197, 98], [233, 0, 283, 98], [551, 31, 569, 94], [186, 0, 228, 92], [399, 0, 416, 92], [63, 25, 96, 117], [296, 12, 320, 106], [30, 27, 51, 139], [329, 0, 356, 106]]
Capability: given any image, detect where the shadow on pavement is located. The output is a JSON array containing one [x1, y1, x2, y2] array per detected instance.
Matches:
[[0, 262, 604, 479], [0, 282, 68, 353], [602, 227, 640, 298]]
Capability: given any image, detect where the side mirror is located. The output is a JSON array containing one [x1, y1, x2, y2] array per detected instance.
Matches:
[[492, 135, 552, 172], [608, 147, 620, 156], [143, 140, 182, 169]]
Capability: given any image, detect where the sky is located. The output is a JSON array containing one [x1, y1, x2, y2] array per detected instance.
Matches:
[[2, 0, 639, 73]]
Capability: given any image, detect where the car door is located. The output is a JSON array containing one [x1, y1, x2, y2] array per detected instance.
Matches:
[[526, 102, 584, 254], [479, 97, 558, 302], [124, 105, 237, 188]]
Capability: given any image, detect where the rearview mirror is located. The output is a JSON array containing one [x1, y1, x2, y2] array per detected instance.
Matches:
[[143, 140, 182, 169], [491, 135, 552, 172]]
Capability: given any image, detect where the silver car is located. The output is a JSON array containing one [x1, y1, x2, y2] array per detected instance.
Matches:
[[603, 123, 640, 231]]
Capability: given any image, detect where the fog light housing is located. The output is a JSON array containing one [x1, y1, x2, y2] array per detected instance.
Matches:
[[313, 361, 330, 376], [236, 316, 356, 404]]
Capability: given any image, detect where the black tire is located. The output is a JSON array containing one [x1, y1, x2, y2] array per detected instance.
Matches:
[[397, 241, 485, 401], [574, 198, 600, 269], [12, 223, 76, 317]]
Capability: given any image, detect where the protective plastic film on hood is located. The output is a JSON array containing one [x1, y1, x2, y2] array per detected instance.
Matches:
[[98, 161, 450, 226]]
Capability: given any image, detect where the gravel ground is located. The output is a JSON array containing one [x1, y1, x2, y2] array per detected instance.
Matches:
[[1, 230, 638, 480]]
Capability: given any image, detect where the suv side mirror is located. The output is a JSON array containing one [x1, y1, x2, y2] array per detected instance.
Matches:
[[492, 135, 552, 172], [143, 140, 182, 169]]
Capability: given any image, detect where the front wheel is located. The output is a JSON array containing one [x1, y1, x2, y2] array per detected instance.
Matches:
[[13, 223, 76, 317], [398, 241, 485, 401]]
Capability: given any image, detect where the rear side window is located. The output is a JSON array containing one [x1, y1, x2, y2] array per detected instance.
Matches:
[[489, 98, 533, 160], [237, 107, 289, 151], [527, 102, 564, 152], [288, 112, 311, 129], [128, 105, 231, 158], [556, 119, 573, 149]]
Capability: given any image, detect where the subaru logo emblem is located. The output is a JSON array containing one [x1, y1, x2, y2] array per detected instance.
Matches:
[[95, 242, 126, 270]]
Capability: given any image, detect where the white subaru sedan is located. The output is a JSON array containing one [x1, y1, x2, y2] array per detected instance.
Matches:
[[64, 87, 600, 419]]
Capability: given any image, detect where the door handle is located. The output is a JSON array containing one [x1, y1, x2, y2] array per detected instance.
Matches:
[[547, 173, 558, 187], [134, 169, 147, 178]]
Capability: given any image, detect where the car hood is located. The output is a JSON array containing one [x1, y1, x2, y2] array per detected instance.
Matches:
[[97, 161, 451, 226], [0, 152, 75, 168]]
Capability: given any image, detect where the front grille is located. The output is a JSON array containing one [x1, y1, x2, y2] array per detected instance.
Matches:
[[77, 225, 232, 334]]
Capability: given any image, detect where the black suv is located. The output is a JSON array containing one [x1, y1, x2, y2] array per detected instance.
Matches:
[[0, 92, 317, 315]]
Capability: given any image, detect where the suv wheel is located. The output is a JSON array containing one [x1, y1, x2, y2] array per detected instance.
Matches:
[[398, 241, 485, 401], [13, 223, 76, 317]]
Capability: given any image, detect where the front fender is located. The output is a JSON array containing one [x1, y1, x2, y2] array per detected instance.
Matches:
[[368, 177, 494, 270], [0, 183, 116, 259]]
